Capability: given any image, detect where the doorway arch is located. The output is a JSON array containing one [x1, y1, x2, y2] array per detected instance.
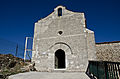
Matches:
[[55, 49, 65, 69]]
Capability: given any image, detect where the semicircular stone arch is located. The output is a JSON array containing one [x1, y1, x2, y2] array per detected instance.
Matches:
[[49, 42, 72, 55]]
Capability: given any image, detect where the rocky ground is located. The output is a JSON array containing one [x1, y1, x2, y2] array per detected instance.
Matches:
[[0, 54, 35, 79]]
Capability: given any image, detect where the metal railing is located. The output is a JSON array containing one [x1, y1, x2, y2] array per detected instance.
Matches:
[[86, 61, 120, 79]]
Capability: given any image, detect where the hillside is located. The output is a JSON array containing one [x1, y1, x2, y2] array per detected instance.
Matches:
[[0, 54, 34, 79]]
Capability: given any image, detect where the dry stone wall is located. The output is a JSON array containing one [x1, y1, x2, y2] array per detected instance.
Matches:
[[96, 42, 120, 62]]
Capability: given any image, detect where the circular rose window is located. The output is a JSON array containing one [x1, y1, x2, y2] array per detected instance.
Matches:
[[58, 31, 63, 35]]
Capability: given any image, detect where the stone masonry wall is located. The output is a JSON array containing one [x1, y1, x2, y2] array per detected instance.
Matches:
[[32, 6, 96, 72], [96, 42, 120, 62]]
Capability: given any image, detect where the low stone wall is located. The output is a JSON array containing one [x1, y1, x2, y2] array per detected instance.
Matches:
[[96, 41, 120, 62]]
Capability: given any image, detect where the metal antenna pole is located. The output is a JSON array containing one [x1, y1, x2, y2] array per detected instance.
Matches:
[[15, 44, 18, 56], [24, 37, 28, 61]]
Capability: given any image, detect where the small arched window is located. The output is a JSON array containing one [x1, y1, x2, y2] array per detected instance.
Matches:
[[58, 8, 62, 16]]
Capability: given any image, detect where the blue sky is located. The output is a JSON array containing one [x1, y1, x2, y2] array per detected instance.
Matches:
[[0, 0, 120, 46]]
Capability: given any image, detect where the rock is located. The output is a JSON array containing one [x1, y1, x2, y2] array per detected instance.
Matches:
[[0, 54, 31, 79]]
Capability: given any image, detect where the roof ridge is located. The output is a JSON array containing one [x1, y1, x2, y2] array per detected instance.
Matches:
[[96, 41, 120, 44]]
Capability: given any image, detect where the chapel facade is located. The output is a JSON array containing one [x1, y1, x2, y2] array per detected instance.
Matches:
[[32, 6, 96, 72]]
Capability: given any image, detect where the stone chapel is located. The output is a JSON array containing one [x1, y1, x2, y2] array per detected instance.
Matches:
[[32, 5, 96, 77], [8, 5, 120, 79]]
